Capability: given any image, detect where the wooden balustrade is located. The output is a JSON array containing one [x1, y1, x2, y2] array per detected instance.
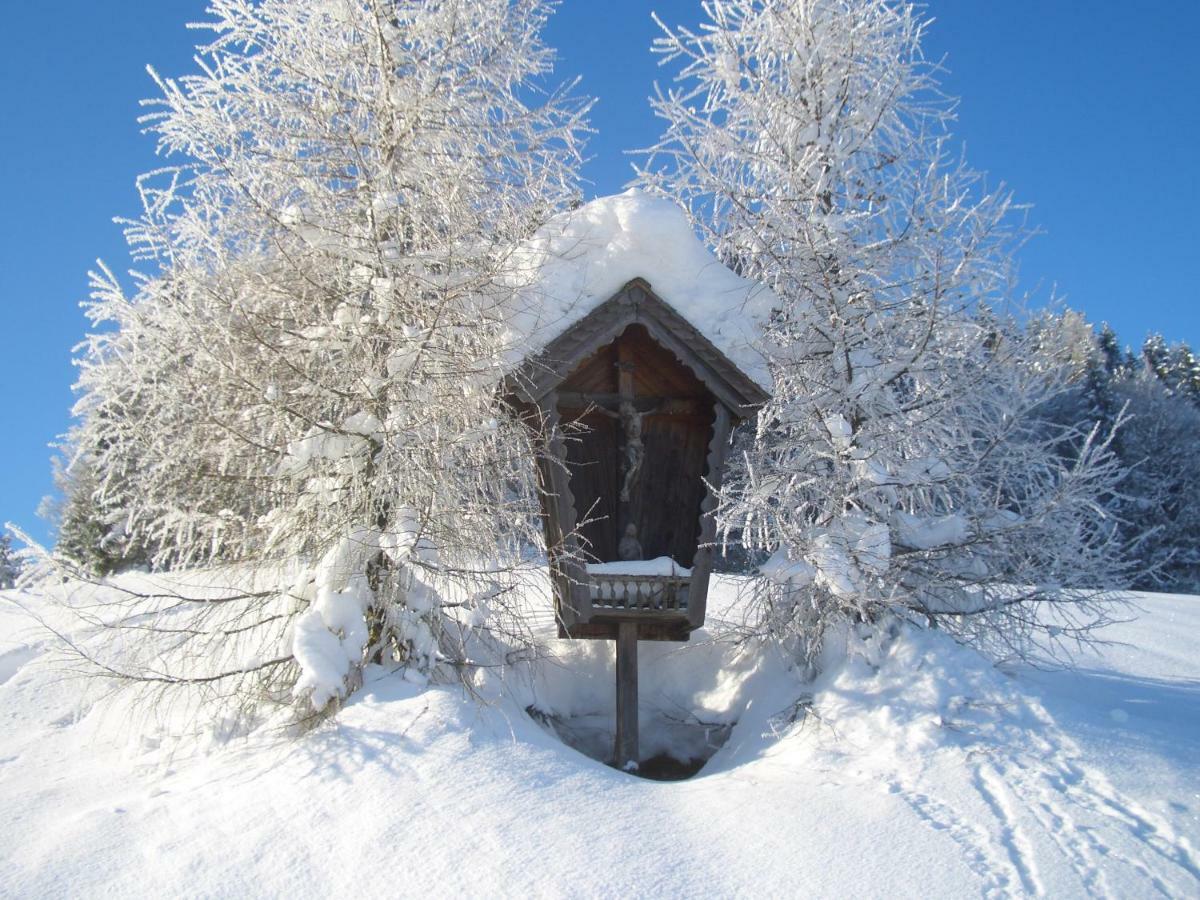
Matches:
[[588, 574, 690, 613]]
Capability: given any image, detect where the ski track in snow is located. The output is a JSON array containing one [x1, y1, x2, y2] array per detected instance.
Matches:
[[803, 592, 1200, 899], [972, 762, 1043, 896], [887, 775, 1023, 897], [1042, 755, 1200, 893], [1023, 706, 1200, 894], [875, 690, 1200, 898]]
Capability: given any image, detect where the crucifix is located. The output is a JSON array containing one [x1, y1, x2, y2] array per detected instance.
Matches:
[[613, 347, 642, 770], [614, 347, 641, 769]]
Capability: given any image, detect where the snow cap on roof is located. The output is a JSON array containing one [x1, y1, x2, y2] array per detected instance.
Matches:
[[503, 189, 776, 389]]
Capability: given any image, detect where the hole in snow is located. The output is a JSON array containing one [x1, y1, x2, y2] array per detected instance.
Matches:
[[527, 707, 733, 781], [521, 606, 769, 782]]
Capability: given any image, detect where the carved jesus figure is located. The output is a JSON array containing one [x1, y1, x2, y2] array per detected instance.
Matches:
[[618, 400, 645, 502], [593, 398, 659, 503]]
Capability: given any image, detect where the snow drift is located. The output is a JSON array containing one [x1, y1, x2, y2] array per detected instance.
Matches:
[[2, 577, 1198, 897]]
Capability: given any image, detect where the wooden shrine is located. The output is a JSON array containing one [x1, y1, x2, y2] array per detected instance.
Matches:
[[506, 278, 768, 768]]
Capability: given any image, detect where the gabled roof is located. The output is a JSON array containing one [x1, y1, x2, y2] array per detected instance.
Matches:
[[498, 190, 777, 394], [505, 278, 769, 416]]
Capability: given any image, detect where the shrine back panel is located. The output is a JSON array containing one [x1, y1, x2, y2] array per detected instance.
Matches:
[[558, 325, 715, 566]]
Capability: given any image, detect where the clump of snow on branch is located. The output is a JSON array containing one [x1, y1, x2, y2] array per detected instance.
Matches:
[[290, 519, 440, 711]]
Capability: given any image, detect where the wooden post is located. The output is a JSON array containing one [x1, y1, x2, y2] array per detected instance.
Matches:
[[614, 621, 639, 770]]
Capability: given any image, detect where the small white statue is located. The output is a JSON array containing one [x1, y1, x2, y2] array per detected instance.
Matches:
[[618, 523, 643, 561]]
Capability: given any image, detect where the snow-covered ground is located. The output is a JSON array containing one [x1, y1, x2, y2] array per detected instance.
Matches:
[[0, 578, 1197, 898]]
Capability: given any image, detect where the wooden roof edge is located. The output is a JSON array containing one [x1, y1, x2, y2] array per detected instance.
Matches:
[[631, 280, 771, 407], [505, 278, 771, 415]]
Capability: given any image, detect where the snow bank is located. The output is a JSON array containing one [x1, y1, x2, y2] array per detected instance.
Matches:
[[808, 620, 1044, 758], [3, 579, 1199, 896], [501, 189, 777, 388]]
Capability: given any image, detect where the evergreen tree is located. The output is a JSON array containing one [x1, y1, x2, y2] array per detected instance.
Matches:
[[1111, 373, 1200, 591], [46, 447, 147, 576], [1166, 343, 1200, 406], [1096, 323, 1127, 377], [0, 534, 22, 589], [1136, 333, 1200, 407], [1142, 334, 1171, 384]]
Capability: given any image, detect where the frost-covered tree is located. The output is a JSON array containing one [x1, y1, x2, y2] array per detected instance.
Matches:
[[54, 0, 587, 725], [1139, 334, 1200, 407], [639, 0, 1129, 664], [1168, 343, 1200, 405]]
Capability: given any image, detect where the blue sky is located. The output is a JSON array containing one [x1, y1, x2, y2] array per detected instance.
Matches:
[[2, 1, 1197, 546]]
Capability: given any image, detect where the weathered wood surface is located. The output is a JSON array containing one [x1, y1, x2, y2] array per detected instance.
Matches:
[[534, 393, 592, 630], [687, 400, 732, 630], [558, 324, 715, 568], [639, 410, 713, 564], [559, 411, 621, 560]]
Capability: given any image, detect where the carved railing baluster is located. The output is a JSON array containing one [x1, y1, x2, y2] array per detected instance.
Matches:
[[586, 574, 691, 613]]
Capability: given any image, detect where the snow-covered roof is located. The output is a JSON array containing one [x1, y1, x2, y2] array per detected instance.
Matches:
[[501, 190, 776, 391]]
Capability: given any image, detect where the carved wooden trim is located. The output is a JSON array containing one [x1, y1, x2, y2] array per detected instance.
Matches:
[[506, 279, 769, 417], [536, 392, 594, 628], [588, 573, 690, 612], [637, 312, 747, 415], [687, 400, 732, 629]]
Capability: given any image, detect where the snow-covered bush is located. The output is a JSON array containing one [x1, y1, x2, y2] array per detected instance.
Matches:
[[48, 0, 588, 727], [640, 0, 1129, 665]]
